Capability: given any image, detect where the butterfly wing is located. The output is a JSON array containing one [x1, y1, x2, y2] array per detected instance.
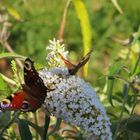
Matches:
[[0, 91, 41, 112], [0, 91, 25, 111], [0, 58, 47, 112], [23, 58, 47, 102], [59, 49, 93, 75]]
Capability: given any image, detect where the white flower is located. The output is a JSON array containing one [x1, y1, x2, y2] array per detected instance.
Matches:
[[42, 38, 112, 139], [46, 38, 69, 67], [39, 68, 112, 140]]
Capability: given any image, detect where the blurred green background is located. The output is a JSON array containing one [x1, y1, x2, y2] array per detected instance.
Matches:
[[0, 0, 140, 85], [0, 0, 140, 139]]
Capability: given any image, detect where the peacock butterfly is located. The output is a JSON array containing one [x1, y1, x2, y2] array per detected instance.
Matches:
[[0, 58, 47, 112]]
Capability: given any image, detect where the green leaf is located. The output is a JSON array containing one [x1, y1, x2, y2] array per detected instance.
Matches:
[[107, 77, 115, 106], [107, 61, 125, 106], [20, 119, 44, 137], [7, 7, 21, 20], [0, 53, 26, 60], [10, 60, 21, 87], [0, 74, 11, 99], [34, 63, 45, 71], [126, 115, 140, 133], [130, 42, 140, 75], [111, 0, 123, 15], [0, 112, 11, 128], [73, 0, 92, 77], [127, 121, 140, 132], [109, 61, 125, 76], [0, 73, 17, 87], [18, 119, 32, 140]]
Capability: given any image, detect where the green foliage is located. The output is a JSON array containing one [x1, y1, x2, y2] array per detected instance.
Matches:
[[73, 0, 92, 77], [11, 60, 21, 87], [0, 0, 140, 140], [111, 0, 123, 14], [0, 74, 11, 99], [107, 61, 125, 106], [18, 119, 32, 140], [106, 27, 140, 140], [0, 112, 11, 128], [0, 53, 25, 60]]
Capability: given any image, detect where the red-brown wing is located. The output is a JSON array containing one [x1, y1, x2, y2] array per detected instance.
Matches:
[[23, 58, 47, 102], [0, 91, 25, 111], [0, 91, 41, 112]]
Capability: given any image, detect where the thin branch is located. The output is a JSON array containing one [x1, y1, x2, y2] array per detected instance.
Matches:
[[113, 83, 130, 140], [0, 14, 23, 68], [0, 73, 17, 86], [43, 115, 50, 140], [58, 0, 72, 40], [131, 50, 140, 75], [48, 118, 62, 136], [34, 111, 39, 140]]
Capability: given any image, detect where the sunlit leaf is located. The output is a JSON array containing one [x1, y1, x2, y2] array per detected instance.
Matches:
[[0, 73, 17, 87], [7, 7, 21, 20], [111, 0, 123, 15], [73, 0, 92, 77], [34, 63, 45, 71], [18, 119, 32, 140], [109, 61, 125, 75], [0, 74, 11, 99], [130, 42, 140, 75]]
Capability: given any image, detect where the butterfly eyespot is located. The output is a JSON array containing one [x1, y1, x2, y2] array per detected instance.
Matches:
[[1, 99, 10, 105], [24, 61, 32, 71], [21, 100, 31, 112], [0, 99, 11, 109]]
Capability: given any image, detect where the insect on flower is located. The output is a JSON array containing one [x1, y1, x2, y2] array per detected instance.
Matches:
[[39, 41, 112, 140], [58, 49, 93, 75], [0, 58, 47, 112]]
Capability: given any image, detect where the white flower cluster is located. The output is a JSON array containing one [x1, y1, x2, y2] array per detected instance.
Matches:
[[39, 68, 112, 140], [46, 38, 69, 67]]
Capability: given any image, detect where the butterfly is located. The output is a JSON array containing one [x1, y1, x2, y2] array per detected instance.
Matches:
[[59, 49, 93, 75], [0, 58, 47, 112], [0, 49, 93, 112]]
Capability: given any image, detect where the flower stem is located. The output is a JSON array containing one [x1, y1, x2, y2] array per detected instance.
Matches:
[[34, 111, 39, 140], [48, 118, 62, 136], [43, 115, 50, 140], [0, 111, 20, 138], [113, 83, 129, 140], [131, 50, 140, 75]]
